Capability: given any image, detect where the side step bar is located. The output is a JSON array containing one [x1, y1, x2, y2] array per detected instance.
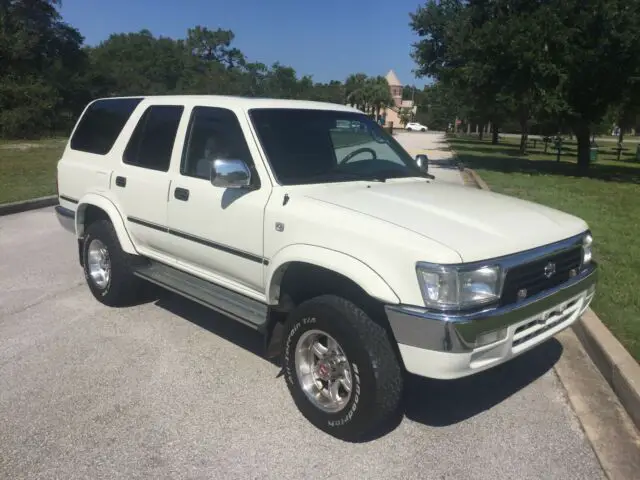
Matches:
[[133, 261, 269, 330]]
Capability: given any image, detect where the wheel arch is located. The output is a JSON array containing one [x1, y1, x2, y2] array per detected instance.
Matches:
[[76, 193, 137, 256], [263, 246, 403, 362], [266, 245, 400, 307]]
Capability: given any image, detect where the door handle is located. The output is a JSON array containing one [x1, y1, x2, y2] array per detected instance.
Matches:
[[115, 176, 126, 187], [174, 187, 190, 201]]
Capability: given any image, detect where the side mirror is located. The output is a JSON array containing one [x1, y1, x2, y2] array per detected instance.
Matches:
[[211, 159, 252, 189], [415, 154, 429, 172]]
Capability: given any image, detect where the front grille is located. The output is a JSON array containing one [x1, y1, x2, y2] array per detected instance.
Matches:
[[500, 246, 582, 306]]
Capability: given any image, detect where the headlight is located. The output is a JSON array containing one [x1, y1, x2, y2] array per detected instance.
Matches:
[[416, 263, 502, 310], [582, 233, 593, 265]]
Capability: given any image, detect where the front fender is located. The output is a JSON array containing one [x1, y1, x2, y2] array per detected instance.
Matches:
[[75, 192, 138, 255], [265, 244, 400, 305]]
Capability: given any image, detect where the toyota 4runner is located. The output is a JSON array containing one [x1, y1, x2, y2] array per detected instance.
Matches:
[[55, 95, 597, 440]]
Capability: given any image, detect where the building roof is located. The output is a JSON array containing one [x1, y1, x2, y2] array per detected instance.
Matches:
[[385, 70, 402, 87]]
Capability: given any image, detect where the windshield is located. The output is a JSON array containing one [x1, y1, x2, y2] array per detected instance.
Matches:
[[248, 108, 423, 185]]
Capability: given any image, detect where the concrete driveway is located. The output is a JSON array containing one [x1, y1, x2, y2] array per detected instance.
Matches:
[[0, 206, 609, 479], [393, 130, 465, 186]]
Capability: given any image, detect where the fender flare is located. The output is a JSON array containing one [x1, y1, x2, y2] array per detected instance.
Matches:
[[75, 193, 138, 255], [265, 244, 400, 305]]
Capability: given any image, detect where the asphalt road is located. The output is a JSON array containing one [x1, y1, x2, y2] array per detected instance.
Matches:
[[0, 210, 606, 479]]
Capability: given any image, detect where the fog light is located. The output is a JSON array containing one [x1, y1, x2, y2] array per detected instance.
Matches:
[[475, 328, 508, 348]]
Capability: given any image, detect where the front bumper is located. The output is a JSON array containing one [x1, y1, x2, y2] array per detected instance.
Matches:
[[55, 205, 76, 233], [385, 262, 597, 379]]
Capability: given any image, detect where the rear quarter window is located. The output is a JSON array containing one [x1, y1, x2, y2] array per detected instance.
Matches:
[[70, 97, 143, 155]]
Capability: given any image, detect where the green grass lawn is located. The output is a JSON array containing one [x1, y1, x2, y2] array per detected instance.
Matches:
[[0, 139, 66, 204], [449, 134, 640, 362]]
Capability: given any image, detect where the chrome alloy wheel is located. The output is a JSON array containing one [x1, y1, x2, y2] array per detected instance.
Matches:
[[294, 329, 353, 413], [87, 238, 111, 289]]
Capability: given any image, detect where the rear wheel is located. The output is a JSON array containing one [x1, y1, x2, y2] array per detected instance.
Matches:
[[282, 294, 403, 441], [82, 219, 144, 307]]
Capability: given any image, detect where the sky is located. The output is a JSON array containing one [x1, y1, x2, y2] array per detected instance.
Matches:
[[58, 0, 433, 88]]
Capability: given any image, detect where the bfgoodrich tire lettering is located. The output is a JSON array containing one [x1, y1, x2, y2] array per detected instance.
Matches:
[[282, 294, 403, 441]]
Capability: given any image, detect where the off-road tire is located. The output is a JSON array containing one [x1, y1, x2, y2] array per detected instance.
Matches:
[[82, 219, 143, 307], [282, 294, 403, 441]]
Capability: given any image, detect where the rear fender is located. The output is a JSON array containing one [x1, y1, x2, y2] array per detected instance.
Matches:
[[75, 193, 137, 255]]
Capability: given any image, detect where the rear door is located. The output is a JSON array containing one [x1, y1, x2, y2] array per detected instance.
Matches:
[[111, 103, 185, 261], [57, 97, 143, 210]]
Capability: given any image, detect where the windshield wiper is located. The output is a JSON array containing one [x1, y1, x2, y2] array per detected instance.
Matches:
[[304, 170, 387, 183], [361, 169, 436, 181]]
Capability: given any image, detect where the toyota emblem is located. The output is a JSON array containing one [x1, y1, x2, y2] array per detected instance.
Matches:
[[544, 262, 556, 279]]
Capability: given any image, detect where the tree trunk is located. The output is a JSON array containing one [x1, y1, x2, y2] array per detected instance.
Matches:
[[618, 128, 624, 144], [491, 124, 499, 144], [575, 123, 591, 171], [478, 127, 484, 141], [466, 122, 471, 134], [519, 119, 528, 154]]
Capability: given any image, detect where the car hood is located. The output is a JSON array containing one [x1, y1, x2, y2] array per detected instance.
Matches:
[[299, 179, 588, 262]]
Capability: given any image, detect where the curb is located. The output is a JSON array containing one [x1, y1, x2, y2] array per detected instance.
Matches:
[[573, 309, 640, 430], [464, 166, 640, 432], [0, 195, 58, 217]]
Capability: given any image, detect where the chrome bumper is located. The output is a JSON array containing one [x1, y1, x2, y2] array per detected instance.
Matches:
[[386, 263, 597, 353], [55, 205, 76, 233]]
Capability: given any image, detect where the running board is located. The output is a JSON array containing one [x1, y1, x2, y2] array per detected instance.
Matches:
[[133, 261, 268, 330]]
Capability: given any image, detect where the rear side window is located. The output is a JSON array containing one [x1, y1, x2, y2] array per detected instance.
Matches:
[[123, 105, 184, 172], [70, 98, 143, 154]]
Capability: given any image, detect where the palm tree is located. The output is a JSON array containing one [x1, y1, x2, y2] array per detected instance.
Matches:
[[364, 76, 394, 120], [345, 73, 367, 110]]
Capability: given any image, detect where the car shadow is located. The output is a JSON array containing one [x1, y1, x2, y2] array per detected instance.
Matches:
[[147, 287, 561, 441], [151, 288, 280, 367], [401, 338, 562, 427], [428, 158, 463, 170]]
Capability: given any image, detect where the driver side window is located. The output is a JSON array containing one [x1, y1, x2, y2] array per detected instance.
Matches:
[[180, 106, 255, 180]]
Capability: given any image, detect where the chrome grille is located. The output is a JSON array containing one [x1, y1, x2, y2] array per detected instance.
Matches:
[[500, 246, 583, 306]]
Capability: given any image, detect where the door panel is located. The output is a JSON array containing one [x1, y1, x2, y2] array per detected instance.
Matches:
[[166, 106, 269, 293], [167, 178, 269, 292], [111, 104, 184, 259]]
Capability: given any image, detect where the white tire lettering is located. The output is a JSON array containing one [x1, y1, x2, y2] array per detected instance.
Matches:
[[284, 321, 301, 385], [328, 362, 360, 427]]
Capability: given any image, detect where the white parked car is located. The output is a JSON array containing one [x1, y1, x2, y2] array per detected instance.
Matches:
[[405, 122, 428, 132], [55, 95, 597, 441]]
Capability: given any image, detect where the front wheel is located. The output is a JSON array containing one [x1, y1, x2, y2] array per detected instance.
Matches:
[[282, 295, 403, 441]]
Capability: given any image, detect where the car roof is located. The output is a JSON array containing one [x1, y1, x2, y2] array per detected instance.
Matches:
[[92, 94, 363, 113]]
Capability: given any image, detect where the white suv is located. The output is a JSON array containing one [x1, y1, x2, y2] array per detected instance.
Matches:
[[55, 95, 597, 441]]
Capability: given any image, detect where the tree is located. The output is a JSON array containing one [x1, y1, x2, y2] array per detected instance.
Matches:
[[410, 0, 640, 166], [0, 0, 89, 137], [409, 0, 509, 143], [546, 0, 640, 168], [0, 5, 369, 139], [345, 73, 368, 110]]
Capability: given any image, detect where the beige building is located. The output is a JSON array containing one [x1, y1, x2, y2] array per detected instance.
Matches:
[[383, 70, 417, 128]]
